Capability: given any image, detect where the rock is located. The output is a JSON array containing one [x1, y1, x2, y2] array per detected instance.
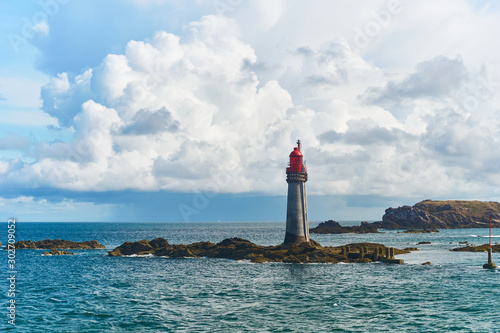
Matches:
[[108, 239, 153, 256], [310, 220, 379, 234], [149, 238, 169, 248], [43, 249, 75, 256], [450, 244, 500, 252], [108, 238, 410, 264], [12, 239, 105, 250], [417, 241, 431, 245], [372, 200, 500, 229], [170, 247, 195, 258], [421, 262, 432, 265], [398, 229, 439, 233]]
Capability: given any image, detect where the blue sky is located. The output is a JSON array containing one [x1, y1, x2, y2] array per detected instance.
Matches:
[[1, 0, 500, 222]]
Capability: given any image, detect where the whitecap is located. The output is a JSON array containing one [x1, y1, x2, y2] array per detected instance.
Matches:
[[122, 253, 154, 258]]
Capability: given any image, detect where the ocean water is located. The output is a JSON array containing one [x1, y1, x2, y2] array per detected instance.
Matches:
[[1, 221, 500, 332]]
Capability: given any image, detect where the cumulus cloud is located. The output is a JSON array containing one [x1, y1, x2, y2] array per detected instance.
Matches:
[[364, 56, 468, 102], [361, 56, 469, 108], [122, 107, 179, 135], [3, 13, 500, 202], [41, 70, 93, 127], [6, 16, 294, 193], [319, 118, 413, 146]]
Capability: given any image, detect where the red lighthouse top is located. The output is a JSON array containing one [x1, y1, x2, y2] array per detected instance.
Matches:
[[286, 140, 307, 173]]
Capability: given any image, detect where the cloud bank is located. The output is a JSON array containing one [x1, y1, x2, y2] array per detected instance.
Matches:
[[3, 10, 500, 207]]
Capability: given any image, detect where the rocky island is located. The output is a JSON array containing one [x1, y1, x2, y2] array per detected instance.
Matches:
[[450, 244, 500, 252], [108, 237, 410, 264], [11, 239, 105, 250], [372, 200, 500, 229], [309, 220, 379, 234]]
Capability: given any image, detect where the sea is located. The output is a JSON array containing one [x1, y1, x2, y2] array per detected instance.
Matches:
[[1, 221, 499, 332]]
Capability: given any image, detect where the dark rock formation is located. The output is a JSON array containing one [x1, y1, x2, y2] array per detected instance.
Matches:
[[398, 229, 439, 234], [417, 241, 431, 245], [450, 244, 500, 252], [421, 262, 431, 265], [43, 249, 75, 256], [310, 221, 379, 234], [109, 237, 410, 264], [373, 200, 500, 229], [12, 239, 105, 250]]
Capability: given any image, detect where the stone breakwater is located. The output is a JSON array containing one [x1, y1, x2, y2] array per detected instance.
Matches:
[[10, 239, 105, 250], [108, 237, 411, 264]]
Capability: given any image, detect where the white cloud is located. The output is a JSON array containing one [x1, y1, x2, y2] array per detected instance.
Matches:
[[33, 21, 49, 36], [0, 195, 114, 222], [3, 8, 500, 202]]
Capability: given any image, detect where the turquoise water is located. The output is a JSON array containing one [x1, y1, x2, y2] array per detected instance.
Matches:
[[1, 222, 499, 332]]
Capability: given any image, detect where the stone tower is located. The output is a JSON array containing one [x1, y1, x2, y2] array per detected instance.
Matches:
[[284, 140, 309, 245]]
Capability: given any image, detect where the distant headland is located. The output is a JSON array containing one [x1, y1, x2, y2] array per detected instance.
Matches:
[[306, 200, 500, 234], [372, 200, 500, 229]]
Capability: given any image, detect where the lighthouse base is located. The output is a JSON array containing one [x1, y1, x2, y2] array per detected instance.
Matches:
[[283, 232, 308, 245]]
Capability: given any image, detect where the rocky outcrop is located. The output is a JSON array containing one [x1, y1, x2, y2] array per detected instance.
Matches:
[[108, 237, 410, 264], [450, 244, 500, 252], [310, 221, 379, 234], [398, 229, 439, 234], [43, 249, 75, 256], [12, 239, 105, 249], [373, 200, 500, 229]]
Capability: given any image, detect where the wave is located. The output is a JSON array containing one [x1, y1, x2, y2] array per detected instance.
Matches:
[[122, 253, 154, 258], [470, 235, 500, 238]]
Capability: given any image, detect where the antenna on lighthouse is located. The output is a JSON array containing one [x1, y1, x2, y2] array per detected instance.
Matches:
[[297, 139, 301, 151]]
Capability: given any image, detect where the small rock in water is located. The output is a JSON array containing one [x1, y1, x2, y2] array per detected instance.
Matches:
[[43, 249, 75, 256], [417, 241, 431, 245], [421, 262, 431, 265]]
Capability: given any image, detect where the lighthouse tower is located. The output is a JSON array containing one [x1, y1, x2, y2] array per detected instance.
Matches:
[[284, 140, 309, 245]]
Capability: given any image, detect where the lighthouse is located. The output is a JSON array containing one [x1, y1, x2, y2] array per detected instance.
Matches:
[[284, 139, 309, 245]]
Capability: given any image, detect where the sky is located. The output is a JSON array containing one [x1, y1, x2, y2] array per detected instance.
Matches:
[[1, 0, 500, 222]]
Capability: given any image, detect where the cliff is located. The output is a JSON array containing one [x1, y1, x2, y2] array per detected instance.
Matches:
[[373, 200, 500, 229], [310, 221, 379, 234]]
